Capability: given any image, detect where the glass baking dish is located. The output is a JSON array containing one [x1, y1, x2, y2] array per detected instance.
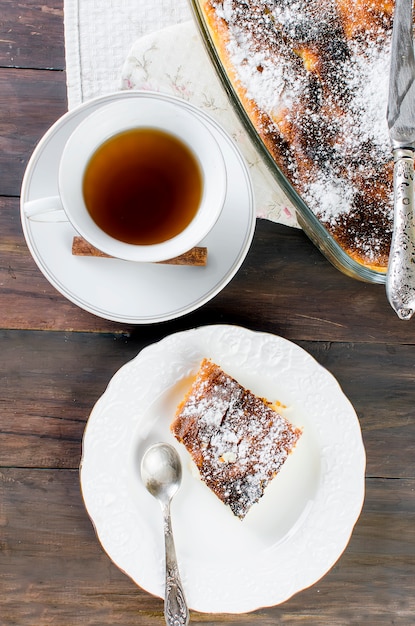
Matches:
[[189, 0, 388, 284]]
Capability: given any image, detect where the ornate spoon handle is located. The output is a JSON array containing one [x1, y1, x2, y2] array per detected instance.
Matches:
[[386, 148, 415, 320], [163, 502, 189, 626]]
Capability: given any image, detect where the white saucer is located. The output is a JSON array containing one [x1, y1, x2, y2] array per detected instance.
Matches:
[[80, 325, 366, 613], [20, 92, 255, 324]]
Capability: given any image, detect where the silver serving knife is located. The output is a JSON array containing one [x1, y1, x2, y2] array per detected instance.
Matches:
[[386, 0, 415, 320]]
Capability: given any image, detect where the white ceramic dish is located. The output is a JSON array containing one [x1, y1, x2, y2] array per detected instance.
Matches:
[[20, 92, 255, 324], [80, 324, 366, 613]]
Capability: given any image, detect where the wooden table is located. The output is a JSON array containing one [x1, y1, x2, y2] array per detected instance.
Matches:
[[1, 2, 414, 624]]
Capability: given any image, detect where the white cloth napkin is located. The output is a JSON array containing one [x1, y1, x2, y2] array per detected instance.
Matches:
[[63, 0, 298, 226], [64, 0, 192, 108]]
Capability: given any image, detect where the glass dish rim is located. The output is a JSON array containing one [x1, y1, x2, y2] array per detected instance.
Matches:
[[189, 0, 388, 285]]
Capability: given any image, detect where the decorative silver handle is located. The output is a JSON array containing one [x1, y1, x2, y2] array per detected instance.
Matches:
[[163, 502, 189, 626], [386, 148, 415, 320]]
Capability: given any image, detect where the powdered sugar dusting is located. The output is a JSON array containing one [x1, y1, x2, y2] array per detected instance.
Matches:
[[171, 358, 302, 519], [208, 0, 396, 267]]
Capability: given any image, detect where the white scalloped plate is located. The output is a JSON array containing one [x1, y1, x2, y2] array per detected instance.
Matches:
[[80, 325, 365, 613]]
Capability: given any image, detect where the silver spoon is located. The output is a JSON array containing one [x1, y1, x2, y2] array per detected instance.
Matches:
[[141, 442, 190, 626]]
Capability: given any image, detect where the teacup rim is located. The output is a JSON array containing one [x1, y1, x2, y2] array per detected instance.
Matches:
[[58, 91, 228, 263]]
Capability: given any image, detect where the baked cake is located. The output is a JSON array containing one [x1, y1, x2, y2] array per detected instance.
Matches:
[[171, 358, 302, 519], [198, 0, 399, 271]]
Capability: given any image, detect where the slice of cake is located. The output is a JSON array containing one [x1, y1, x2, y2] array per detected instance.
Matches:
[[171, 358, 302, 519]]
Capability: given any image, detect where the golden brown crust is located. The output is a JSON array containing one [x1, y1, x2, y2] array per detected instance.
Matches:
[[171, 358, 302, 519], [336, 0, 394, 39], [199, 0, 396, 272]]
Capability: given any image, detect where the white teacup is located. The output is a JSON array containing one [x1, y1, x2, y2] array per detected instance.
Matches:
[[24, 92, 227, 263]]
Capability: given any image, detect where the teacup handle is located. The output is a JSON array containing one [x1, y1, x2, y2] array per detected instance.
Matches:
[[23, 196, 68, 222]]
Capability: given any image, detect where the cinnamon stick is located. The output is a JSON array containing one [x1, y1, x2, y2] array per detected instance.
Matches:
[[71, 236, 207, 266]]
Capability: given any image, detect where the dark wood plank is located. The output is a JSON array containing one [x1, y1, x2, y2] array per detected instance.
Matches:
[[304, 340, 415, 479], [3, 191, 415, 339], [0, 329, 134, 469], [0, 0, 64, 70], [0, 68, 67, 196], [1, 468, 413, 625], [1, 329, 414, 477], [0, 196, 126, 332]]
